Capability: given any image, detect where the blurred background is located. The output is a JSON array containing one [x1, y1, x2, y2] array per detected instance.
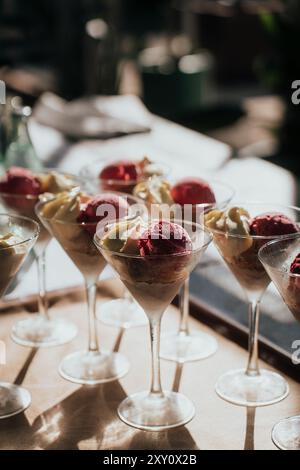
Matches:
[[0, 0, 300, 174]]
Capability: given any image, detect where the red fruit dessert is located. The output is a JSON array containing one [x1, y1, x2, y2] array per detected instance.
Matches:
[[287, 253, 300, 321], [139, 221, 192, 256], [77, 193, 129, 235], [171, 177, 216, 206], [0, 167, 42, 196], [290, 253, 300, 275], [100, 161, 139, 183], [250, 213, 299, 237]]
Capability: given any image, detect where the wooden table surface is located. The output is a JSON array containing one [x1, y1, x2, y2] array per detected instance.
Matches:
[[0, 280, 299, 451]]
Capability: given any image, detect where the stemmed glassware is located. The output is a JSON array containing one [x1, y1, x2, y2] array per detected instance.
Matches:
[[207, 202, 300, 407], [81, 157, 169, 330], [156, 180, 234, 363], [36, 192, 144, 384], [0, 169, 81, 347], [259, 234, 300, 450], [0, 213, 39, 418], [95, 218, 212, 430]]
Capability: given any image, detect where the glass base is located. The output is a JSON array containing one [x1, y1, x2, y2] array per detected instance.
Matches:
[[118, 391, 195, 431], [160, 331, 218, 363], [215, 368, 289, 407], [0, 382, 31, 419], [272, 416, 300, 450], [59, 350, 130, 385], [98, 298, 147, 329], [11, 316, 78, 348]]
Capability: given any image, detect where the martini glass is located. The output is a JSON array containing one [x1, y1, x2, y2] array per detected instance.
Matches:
[[153, 180, 234, 363], [36, 192, 143, 384], [0, 213, 39, 418], [259, 234, 300, 449], [81, 157, 169, 330], [208, 202, 300, 407], [95, 219, 212, 431], [0, 170, 80, 347]]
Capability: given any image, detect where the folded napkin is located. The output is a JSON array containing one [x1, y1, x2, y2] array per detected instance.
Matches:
[[33, 93, 152, 140]]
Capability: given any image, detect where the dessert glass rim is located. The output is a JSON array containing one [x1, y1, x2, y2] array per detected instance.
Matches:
[[0, 168, 84, 200], [94, 218, 212, 260], [206, 201, 300, 240], [80, 157, 171, 186], [0, 213, 40, 250], [258, 232, 300, 278], [35, 191, 147, 227]]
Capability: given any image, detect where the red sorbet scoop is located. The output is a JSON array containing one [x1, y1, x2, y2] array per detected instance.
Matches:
[[290, 253, 300, 275], [171, 177, 216, 205], [138, 221, 192, 256], [99, 160, 139, 182], [77, 193, 129, 235], [0, 167, 42, 195], [250, 212, 299, 237]]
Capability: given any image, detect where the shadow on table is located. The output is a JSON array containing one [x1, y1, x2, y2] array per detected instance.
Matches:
[[0, 329, 198, 450], [126, 361, 199, 450], [244, 407, 256, 450]]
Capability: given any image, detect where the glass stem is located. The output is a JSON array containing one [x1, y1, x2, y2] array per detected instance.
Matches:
[[86, 282, 99, 353], [178, 277, 190, 336], [246, 301, 260, 376], [36, 251, 49, 321], [149, 316, 164, 397]]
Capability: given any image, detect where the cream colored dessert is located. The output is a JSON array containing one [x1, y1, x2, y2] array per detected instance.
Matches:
[[205, 207, 253, 257], [98, 219, 193, 318], [39, 191, 105, 283], [0, 232, 28, 296], [205, 207, 268, 293], [134, 177, 173, 205]]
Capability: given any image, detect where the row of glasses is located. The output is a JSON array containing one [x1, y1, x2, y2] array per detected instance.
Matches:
[[1, 159, 298, 446]]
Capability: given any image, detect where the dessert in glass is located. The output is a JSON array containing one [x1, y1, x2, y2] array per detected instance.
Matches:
[[95, 217, 212, 430], [259, 234, 300, 449], [0, 213, 39, 418], [36, 190, 144, 384], [134, 176, 234, 362], [205, 202, 300, 406], [0, 166, 80, 347], [81, 156, 169, 330]]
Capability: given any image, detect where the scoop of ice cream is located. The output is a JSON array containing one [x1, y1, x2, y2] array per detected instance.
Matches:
[[0, 167, 42, 196], [0, 233, 22, 250], [171, 178, 215, 205], [250, 213, 299, 237], [41, 191, 83, 222], [138, 221, 192, 256], [134, 178, 174, 205], [77, 193, 129, 236], [39, 171, 77, 195], [100, 217, 146, 255], [99, 160, 139, 183], [205, 207, 253, 257]]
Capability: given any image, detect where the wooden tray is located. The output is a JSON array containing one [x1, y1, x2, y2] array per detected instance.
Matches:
[[0, 280, 299, 450]]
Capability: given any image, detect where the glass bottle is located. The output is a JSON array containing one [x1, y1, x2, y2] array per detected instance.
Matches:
[[5, 102, 43, 171]]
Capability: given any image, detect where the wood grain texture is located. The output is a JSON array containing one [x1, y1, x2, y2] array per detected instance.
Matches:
[[0, 280, 299, 450]]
